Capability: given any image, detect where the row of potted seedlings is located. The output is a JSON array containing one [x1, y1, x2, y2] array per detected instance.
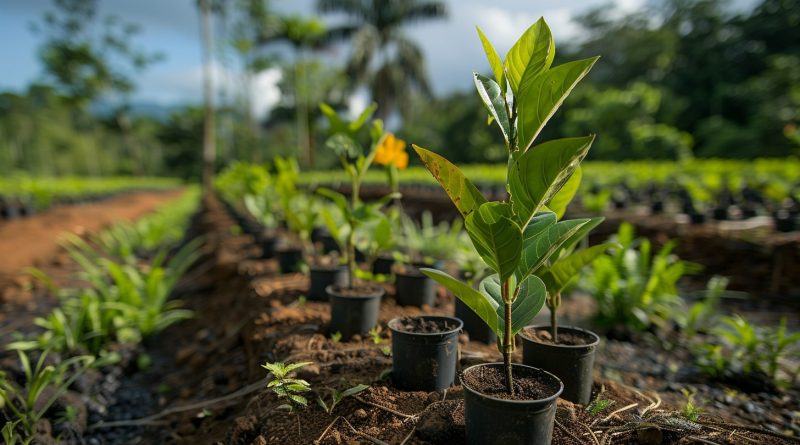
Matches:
[[221, 20, 611, 444]]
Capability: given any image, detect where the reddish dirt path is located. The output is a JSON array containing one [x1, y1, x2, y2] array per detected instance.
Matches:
[[0, 189, 184, 286]]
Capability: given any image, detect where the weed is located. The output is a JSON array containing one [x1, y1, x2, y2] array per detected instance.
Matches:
[[316, 384, 369, 415], [585, 398, 615, 416], [262, 361, 312, 413]]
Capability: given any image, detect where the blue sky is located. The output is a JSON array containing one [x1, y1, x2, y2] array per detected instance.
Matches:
[[0, 0, 756, 114]]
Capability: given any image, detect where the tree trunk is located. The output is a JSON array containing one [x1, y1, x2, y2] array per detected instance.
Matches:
[[199, 0, 216, 191]]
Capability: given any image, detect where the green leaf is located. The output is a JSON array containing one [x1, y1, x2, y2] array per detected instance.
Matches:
[[316, 188, 350, 217], [465, 203, 522, 282], [341, 384, 369, 398], [547, 166, 582, 219], [509, 136, 595, 224], [539, 242, 617, 295], [480, 274, 546, 337], [504, 18, 555, 94], [412, 145, 487, 218], [517, 218, 590, 279], [350, 103, 378, 133], [326, 133, 361, 159], [476, 26, 505, 88], [549, 216, 604, 262], [517, 57, 599, 151], [474, 73, 510, 145], [420, 268, 499, 335]]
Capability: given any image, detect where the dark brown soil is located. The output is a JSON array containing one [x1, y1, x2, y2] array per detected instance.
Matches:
[[524, 327, 597, 346], [392, 316, 458, 334], [461, 364, 560, 401], [4, 193, 799, 445]]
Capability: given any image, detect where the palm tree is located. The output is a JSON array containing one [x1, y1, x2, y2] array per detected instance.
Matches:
[[317, 0, 446, 121], [198, 0, 217, 190], [259, 15, 328, 167]]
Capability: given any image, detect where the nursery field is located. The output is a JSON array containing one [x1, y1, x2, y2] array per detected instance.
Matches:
[[0, 158, 798, 444]]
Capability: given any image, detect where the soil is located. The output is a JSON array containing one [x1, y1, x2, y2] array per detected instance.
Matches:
[[524, 327, 598, 346], [2, 193, 799, 445], [0, 189, 184, 288], [461, 364, 560, 401], [391, 316, 458, 334]]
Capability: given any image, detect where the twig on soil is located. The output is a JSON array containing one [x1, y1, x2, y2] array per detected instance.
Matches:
[[340, 417, 390, 445], [597, 402, 638, 425], [556, 418, 588, 444], [398, 426, 416, 445], [314, 416, 343, 444], [353, 396, 416, 419]]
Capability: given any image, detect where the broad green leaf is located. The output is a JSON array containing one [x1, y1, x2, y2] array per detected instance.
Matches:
[[504, 18, 555, 94], [509, 135, 595, 225], [465, 202, 521, 281], [474, 73, 511, 145], [517, 57, 599, 151], [548, 166, 582, 219], [539, 242, 617, 295], [517, 218, 590, 279], [480, 274, 546, 337], [548, 216, 604, 263], [476, 26, 505, 88], [421, 268, 499, 335], [413, 145, 487, 217]]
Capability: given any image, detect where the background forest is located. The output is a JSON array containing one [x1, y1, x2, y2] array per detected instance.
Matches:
[[0, 0, 798, 179]]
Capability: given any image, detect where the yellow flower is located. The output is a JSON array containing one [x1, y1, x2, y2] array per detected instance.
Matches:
[[374, 133, 408, 170]]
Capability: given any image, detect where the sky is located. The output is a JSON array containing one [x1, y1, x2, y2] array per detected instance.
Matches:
[[0, 0, 755, 117]]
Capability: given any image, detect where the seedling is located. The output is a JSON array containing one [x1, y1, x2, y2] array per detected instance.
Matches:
[[380, 346, 391, 357], [368, 326, 383, 345], [316, 384, 369, 415], [585, 398, 615, 416], [680, 390, 701, 422], [329, 331, 342, 343], [416, 18, 600, 394], [317, 103, 400, 289], [0, 350, 102, 442], [263, 361, 313, 413]]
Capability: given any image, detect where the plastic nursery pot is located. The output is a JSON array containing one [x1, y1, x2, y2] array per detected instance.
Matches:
[[371, 254, 395, 275], [260, 234, 277, 259], [519, 325, 600, 405], [394, 265, 437, 307], [460, 363, 563, 445], [276, 246, 304, 274], [308, 265, 347, 301], [454, 298, 496, 344], [388, 316, 463, 391], [326, 285, 384, 340]]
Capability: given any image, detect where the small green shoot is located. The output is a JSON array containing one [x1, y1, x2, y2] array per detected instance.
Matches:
[[262, 361, 313, 413], [585, 398, 615, 416], [681, 389, 701, 422], [316, 384, 369, 415], [330, 331, 342, 343], [368, 326, 383, 344], [380, 346, 391, 357]]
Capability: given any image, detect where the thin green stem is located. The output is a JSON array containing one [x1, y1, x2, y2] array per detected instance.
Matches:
[[502, 279, 514, 395]]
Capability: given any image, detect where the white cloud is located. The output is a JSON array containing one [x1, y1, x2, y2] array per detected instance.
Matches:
[[137, 62, 282, 117], [473, 6, 582, 53]]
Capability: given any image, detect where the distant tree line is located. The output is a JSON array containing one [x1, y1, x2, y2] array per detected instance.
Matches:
[[0, 0, 796, 179]]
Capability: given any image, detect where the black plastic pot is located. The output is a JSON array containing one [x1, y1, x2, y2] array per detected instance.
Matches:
[[276, 247, 304, 273], [319, 233, 339, 254], [327, 285, 384, 340], [774, 211, 796, 233], [713, 206, 729, 221], [308, 265, 347, 301], [372, 255, 395, 275], [461, 363, 563, 445], [455, 298, 496, 344], [388, 316, 463, 391], [519, 325, 600, 405], [394, 267, 437, 307], [261, 236, 277, 259]]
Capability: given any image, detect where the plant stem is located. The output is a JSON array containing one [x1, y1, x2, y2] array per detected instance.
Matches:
[[548, 292, 561, 344], [502, 279, 514, 395]]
